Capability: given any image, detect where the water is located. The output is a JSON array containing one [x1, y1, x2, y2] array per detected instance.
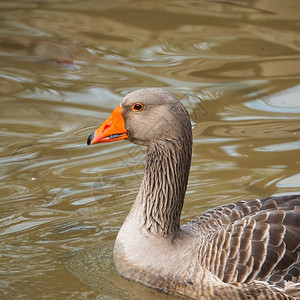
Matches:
[[0, 1, 299, 299]]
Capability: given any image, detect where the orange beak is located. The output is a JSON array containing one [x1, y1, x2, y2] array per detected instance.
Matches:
[[87, 105, 128, 145]]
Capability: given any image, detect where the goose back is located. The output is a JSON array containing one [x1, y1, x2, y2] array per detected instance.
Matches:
[[186, 195, 300, 288]]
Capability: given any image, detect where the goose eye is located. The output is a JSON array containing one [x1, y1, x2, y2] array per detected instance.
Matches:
[[132, 103, 143, 111]]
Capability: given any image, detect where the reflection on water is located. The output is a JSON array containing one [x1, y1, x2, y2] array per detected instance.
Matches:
[[0, 0, 299, 299]]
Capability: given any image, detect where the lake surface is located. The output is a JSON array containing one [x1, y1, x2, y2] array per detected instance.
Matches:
[[0, 0, 299, 299]]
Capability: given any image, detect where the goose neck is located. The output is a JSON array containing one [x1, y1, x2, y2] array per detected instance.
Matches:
[[136, 137, 192, 239]]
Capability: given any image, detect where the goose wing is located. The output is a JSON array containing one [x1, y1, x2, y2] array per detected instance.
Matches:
[[189, 195, 300, 286]]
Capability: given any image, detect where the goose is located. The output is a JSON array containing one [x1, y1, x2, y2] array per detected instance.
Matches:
[[87, 88, 300, 299]]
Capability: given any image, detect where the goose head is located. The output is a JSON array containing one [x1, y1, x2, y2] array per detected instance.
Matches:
[[87, 88, 191, 147]]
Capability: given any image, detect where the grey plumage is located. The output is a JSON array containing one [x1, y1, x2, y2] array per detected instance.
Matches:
[[189, 196, 300, 288]]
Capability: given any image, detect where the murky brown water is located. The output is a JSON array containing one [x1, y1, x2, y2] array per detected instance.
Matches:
[[1, 0, 299, 299]]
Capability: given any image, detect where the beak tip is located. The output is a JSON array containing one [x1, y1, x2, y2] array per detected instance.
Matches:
[[87, 132, 95, 145]]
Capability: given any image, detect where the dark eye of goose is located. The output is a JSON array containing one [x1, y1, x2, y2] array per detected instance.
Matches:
[[132, 103, 143, 111]]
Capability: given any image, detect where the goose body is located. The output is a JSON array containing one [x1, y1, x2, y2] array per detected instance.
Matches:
[[87, 88, 300, 299]]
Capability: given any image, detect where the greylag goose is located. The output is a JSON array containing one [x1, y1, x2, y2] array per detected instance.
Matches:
[[87, 88, 300, 299]]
